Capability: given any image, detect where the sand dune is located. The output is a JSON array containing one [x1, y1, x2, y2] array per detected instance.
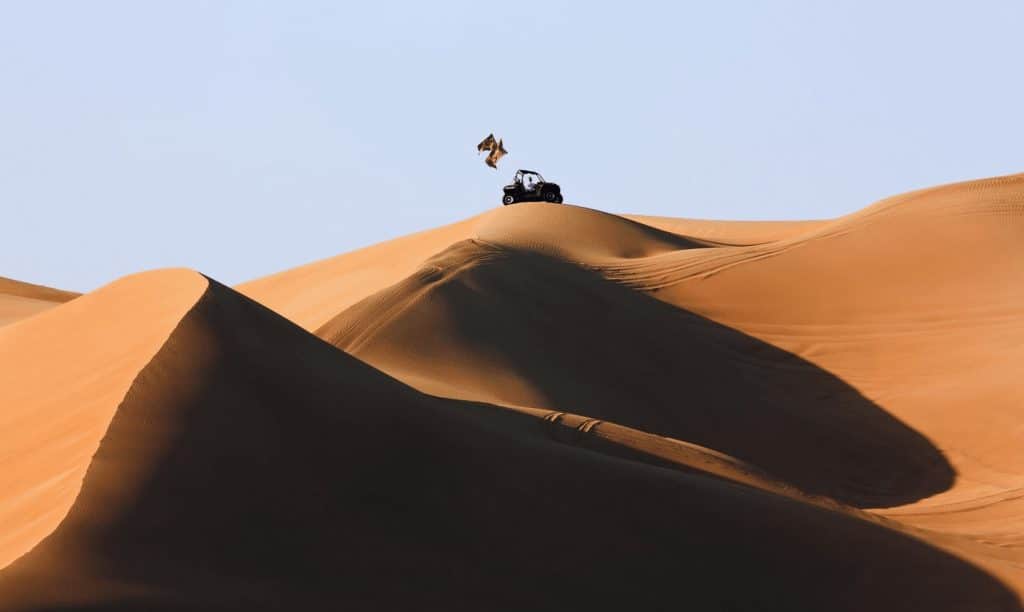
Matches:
[[0, 276, 78, 328], [2, 173, 1024, 609], [0, 272, 1017, 610], [316, 238, 953, 508], [624, 215, 827, 246], [237, 215, 485, 330], [0, 271, 206, 570]]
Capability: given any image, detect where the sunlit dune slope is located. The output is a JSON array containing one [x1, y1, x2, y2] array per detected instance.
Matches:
[[0, 270, 206, 570], [624, 215, 826, 245], [316, 238, 952, 509], [3, 172, 1024, 610], [311, 173, 1024, 593], [237, 215, 484, 330], [0, 274, 1016, 611], [634, 174, 1024, 566], [237, 204, 809, 331], [0, 276, 78, 327]]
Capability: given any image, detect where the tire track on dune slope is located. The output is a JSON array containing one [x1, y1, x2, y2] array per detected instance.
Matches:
[[307, 173, 1024, 599], [639, 174, 1024, 573], [319, 240, 505, 355], [599, 173, 1024, 291], [534, 405, 1024, 585], [2, 273, 1019, 611], [239, 171, 1024, 602], [316, 239, 955, 509]]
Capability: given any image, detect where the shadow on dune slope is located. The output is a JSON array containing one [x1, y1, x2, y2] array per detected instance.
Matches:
[[319, 240, 955, 509], [0, 276, 1016, 611]]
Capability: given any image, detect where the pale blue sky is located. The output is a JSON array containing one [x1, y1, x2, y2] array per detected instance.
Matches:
[[2, 1, 1022, 291]]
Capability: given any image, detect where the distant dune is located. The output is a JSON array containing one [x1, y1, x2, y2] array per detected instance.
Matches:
[[2, 174, 1024, 610], [0, 276, 78, 327]]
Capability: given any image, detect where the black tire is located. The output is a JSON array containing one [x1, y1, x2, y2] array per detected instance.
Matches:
[[544, 191, 558, 203], [554, 195, 563, 203], [502, 195, 515, 205]]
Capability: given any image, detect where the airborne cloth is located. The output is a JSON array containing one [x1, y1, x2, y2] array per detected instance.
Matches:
[[477, 133, 508, 169]]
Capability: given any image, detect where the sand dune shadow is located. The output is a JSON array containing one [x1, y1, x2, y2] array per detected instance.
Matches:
[[0, 278, 1014, 610], [324, 241, 956, 508]]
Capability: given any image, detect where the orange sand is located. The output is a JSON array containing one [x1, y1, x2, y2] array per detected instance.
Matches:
[[2, 174, 1023, 610], [0, 277, 78, 328]]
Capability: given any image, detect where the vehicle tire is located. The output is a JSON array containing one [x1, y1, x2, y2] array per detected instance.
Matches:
[[554, 195, 563, 203], [502, 195, 515, 205], [544, 191, 558, 203]]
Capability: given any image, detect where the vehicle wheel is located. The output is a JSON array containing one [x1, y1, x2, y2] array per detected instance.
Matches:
[[554, 195, 563, 203], [502, 195, 515, 205], [544, 191, 558, 203]]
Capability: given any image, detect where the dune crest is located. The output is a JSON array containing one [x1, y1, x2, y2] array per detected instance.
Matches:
[[0, 270, 207, 569], [0, 270, 207, 573], [3, 173, 1024, 609], [298, 172, 1024, 595], [1, 274, 1018, 610]]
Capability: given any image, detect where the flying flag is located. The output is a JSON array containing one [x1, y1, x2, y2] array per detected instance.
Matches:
[[477, 133, 508, 169]]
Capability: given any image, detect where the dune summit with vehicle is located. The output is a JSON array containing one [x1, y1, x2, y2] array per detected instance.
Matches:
[[1, 173, 1024, 610], [501, 169, 564, 205]]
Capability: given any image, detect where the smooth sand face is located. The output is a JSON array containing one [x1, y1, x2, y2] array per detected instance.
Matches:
[[2, 174, 1024, 610], [236, 214, 485, 331], [0, 277, 78, 327], [0, 271, 206, 569]]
